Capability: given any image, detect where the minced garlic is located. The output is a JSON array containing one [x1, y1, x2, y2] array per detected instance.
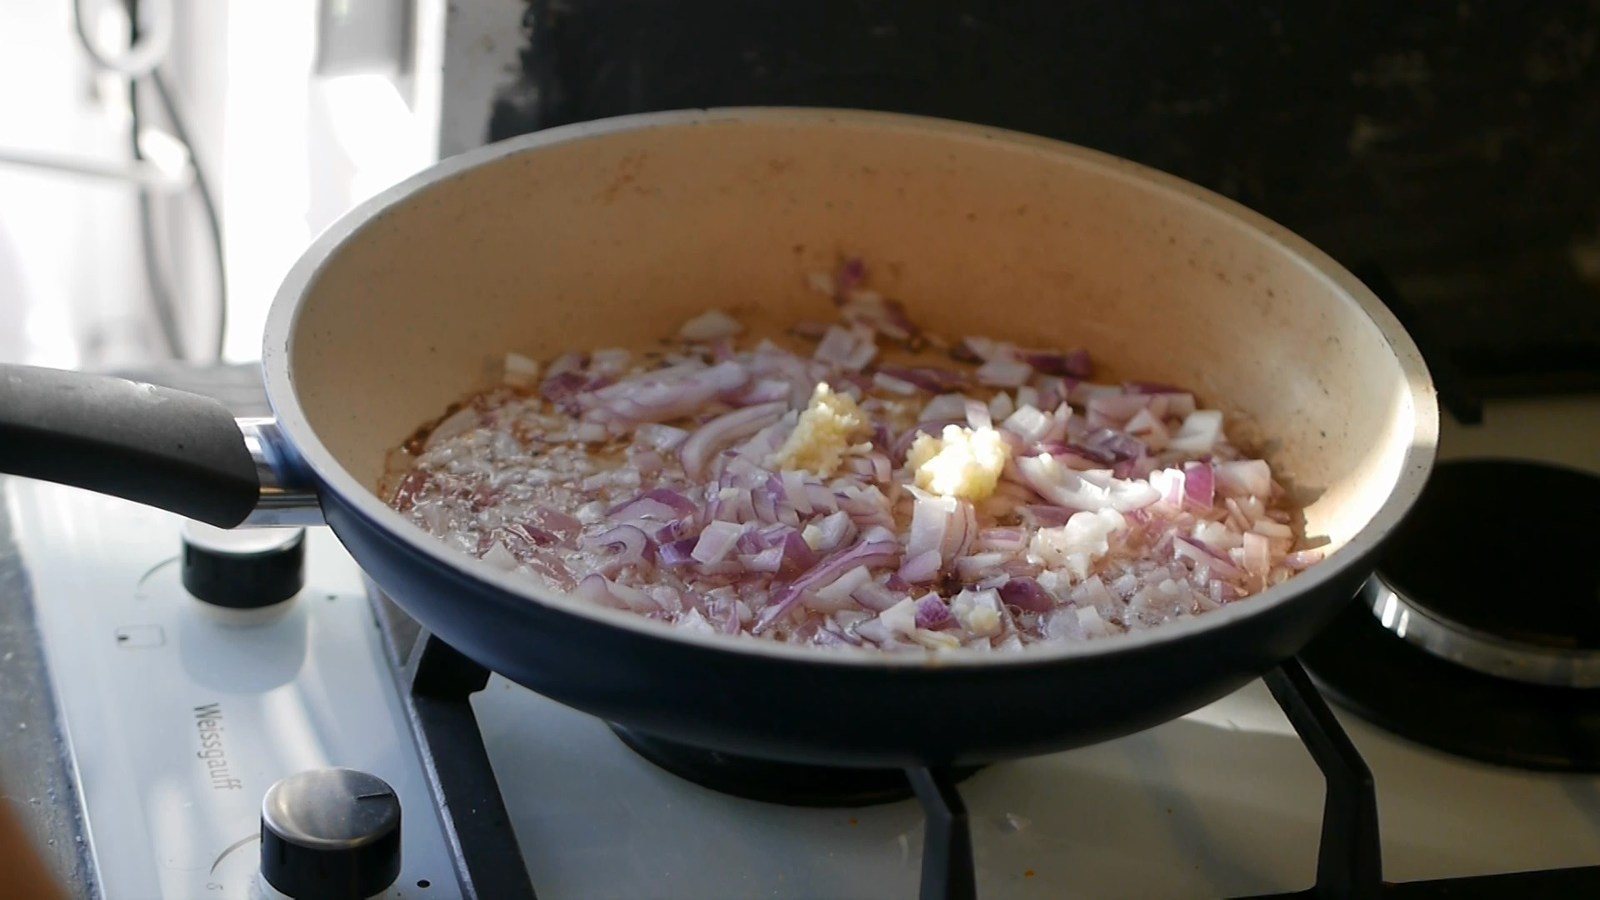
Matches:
[[905, 424, 1011, 501], [768, 383, 869, 477]]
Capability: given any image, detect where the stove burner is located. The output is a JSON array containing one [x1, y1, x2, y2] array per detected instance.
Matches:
[[609, 726, 979, 807], [1302, 458, 1600, 771]]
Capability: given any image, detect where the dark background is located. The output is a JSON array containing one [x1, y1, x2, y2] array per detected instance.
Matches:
[[487, 1, 1600, 398]]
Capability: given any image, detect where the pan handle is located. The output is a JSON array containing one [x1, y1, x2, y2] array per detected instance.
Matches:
[[0, 363, 322, 528]]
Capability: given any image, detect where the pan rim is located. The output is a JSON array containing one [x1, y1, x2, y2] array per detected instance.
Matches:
[[261, 106, 1438, 670]]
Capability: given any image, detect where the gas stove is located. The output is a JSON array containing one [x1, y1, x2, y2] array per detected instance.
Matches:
[[3, 375, 1599, 899]]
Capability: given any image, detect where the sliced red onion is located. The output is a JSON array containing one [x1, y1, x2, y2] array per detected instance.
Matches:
[[775, 529, 819, 577], [733, 378, 795, 405], [537, 352, 583, 384], [807, 509, 856, 552], [952, 336, 1004, 363], [976, 527, 1026, 552], [835, 257, 866, 300], [853, 617, 898, 646], [1016, 455, 1160, 512], [1283, 550, 1323, 570], [813, 565, 872, 604], [515, 507, 582, 544], [998, 576, 1055, 612], [678, 401, 787, 481], [607, 496, 682, 525], [1214, 459, 1273, 498], [914, 595, 954, 629], [679, 309, 743, 341], [906, 495, 954, 560], [1001, 404, 1055, 444], [814, 325, 877, 370], [539, 370, 591, 414], [780, 469, 813, 514], [877, 366, 970, 393], [606, 578, 660, 613], [573, 573, 624, 609], [977, 358, 1033, 388], [955, 552, 1005, 580], [920, 392, 970, 422], [1174, 535, 1243, 579], [1085, 392, 1151, 426], [581, 524, 650, 568], [1082, 427, 1145, 463], [1240, 531, 1271, 577], [1252, 519, 1294, 539], [424, 407, 481, 450], [583, 361, 749, 426], [964, 397, 993, 430], [630, 424, 686, 453], [1033, 376, 1069, 412], [1069, 575, 1119, 615], [945, 499, 977, 562], [848, 579, 901, 612], [1148, 467, 1186, 509], [819, 617, 864, 645], [873, 372, 920, 395], [1018, 348, 1092, 378], [740, 547, 784, 573], [1018, 504, 1075, 528], [691, 521, 744, 564], [1182, 461, 1215, 508], [804, 483, 839, 513], [754, 539, 903, 633], [898, 549, 942, 584], [751, 484, 780, 523], [1167, 410, 1223, 454]]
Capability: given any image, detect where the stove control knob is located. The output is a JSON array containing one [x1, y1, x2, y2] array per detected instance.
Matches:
[[181, 521, 305, 610], [260, 768, 402, 899]]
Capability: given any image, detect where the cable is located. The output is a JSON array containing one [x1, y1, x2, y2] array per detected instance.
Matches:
[[71, 0, 172, 78], [150, 69, 227, 362], [129, 76, 186, 360], [117, 0, 227, 362]]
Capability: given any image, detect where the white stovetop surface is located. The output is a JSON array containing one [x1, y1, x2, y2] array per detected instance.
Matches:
[[14, 395, 1600, 900]]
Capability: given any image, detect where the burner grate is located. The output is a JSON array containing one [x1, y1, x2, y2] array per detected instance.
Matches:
[[373, 589, 1600, 900]]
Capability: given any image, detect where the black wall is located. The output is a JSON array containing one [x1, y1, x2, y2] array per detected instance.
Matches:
[[490, 1, 1600, 397]]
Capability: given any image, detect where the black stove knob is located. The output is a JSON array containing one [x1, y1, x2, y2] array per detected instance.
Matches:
[[181, 521, 305, 609], [260, 768, 402, 900]]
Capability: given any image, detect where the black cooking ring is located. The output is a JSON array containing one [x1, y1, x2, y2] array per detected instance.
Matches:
[[610, 725, 982, 807], [1301, 581, 1600, 772]]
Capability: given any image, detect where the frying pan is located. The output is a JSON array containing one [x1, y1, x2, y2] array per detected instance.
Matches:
[[0, 108, 1436, 767]]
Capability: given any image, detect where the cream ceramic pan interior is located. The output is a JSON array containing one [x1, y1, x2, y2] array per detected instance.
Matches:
[[273, 108, 1435, 648]]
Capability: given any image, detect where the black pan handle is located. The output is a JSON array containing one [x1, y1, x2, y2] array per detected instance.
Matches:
[[0, 363, 262, 528]]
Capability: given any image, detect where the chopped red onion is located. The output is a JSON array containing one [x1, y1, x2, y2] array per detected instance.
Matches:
[[390, 261, 1318, 652]]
